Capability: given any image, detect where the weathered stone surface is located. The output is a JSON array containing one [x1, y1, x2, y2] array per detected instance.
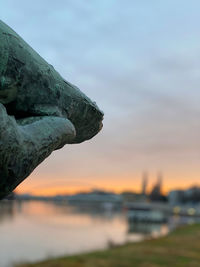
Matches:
[[0, 20, 103, 199]]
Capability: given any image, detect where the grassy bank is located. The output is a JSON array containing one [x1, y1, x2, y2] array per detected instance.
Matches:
[[17, 224, 200, 267]]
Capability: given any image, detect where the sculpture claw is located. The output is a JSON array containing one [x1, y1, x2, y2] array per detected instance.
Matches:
[[0, 103, 76, 199]]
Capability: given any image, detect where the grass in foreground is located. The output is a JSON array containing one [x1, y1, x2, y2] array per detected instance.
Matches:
[[17, 224, 200, 267]]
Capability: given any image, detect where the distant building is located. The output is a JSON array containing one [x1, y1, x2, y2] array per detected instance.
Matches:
[[67, 190, 122, 204], [4, 191, 16, 200], [168, 186, 200, 205], [184, 187, 200, 202], [168, 190, 185, 205], [127, 206, 167, 223], [121, 191, 147, 203], [149, 172, 166, 202], [141, 171, 148, 195]]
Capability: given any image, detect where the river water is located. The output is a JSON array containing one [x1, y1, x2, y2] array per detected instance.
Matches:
[[0, 200, 169, 267]]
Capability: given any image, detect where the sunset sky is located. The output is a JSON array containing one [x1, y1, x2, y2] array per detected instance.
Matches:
[[1, 1, 200, 195]]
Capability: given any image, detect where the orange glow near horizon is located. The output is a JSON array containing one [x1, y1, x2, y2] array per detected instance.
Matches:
[[16, 172, 200, 197]]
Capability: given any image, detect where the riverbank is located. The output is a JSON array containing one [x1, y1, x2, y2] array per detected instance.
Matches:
[[17, 223, 200, 267]]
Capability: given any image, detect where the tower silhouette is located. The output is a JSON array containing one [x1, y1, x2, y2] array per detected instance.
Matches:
[[157, 171, 163, 195], [141, 171, 148, 195], [149, 171, 164, 201]]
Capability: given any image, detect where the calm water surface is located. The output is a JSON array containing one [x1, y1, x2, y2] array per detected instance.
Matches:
[[0, 200, 168, 267]]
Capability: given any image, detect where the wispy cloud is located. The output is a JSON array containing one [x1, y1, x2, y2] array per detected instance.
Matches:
[[1, 0, 200, 193]]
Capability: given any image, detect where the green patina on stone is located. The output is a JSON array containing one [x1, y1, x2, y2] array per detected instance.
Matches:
[[0, 20, 103, 199]]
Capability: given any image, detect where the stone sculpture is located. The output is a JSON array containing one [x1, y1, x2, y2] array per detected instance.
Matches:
[[0, 20, 103, 199]]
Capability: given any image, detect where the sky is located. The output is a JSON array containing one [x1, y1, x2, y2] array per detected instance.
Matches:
[[1, 0, 200, 195]]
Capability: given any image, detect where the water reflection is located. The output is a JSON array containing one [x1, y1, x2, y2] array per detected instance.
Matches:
[[0, 200, 128, 267], [0, 200, 15, 223], [128, 221, 163, 234], [0, 200, 182, 267]]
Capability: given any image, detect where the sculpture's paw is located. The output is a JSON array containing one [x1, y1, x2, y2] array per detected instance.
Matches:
[[0, 103, 76, 199]]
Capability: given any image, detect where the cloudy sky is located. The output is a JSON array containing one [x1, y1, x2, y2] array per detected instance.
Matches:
[[1, 0, 200, 195]]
